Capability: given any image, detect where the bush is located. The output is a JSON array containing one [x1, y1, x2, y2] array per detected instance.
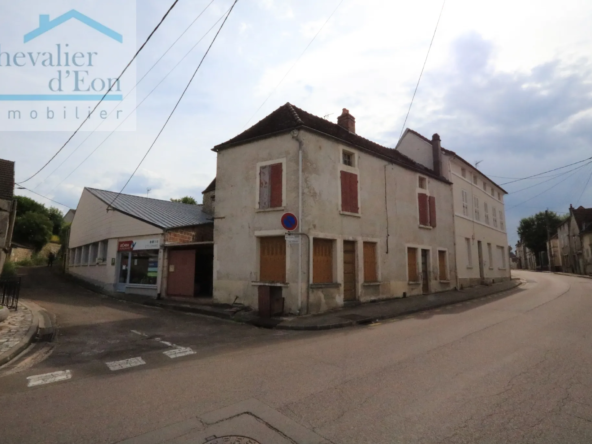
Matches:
[[1, 260, 17, 279], [15, 254, 46, 267]]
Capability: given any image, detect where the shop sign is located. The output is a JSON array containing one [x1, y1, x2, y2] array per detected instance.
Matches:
[[118, 238, 160, 252]]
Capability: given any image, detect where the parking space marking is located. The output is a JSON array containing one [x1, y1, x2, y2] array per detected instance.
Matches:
[[106, 357, 146, 371], [27, 370, 72, 387], [164, 347, 196, 359]]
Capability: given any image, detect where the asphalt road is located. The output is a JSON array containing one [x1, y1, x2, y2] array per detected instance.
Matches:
[[1, 269, 592, 443]]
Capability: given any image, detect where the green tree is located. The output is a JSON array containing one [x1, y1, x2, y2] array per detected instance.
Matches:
[[517, 211, 565, 265], [171, 196, 198, 205], [15, 195, 48, 218], [47, 207, 64, 235], [13, 212, 53, 251]]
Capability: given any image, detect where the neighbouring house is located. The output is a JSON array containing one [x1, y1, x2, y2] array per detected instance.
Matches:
[[516, 240, 537, 270], [0, 159, 17, 273], [396, 129, 511, 287], [68, 188, 213, 297], [557, 205, 592, 275], [211, 104, 457, 315], [547, 233, 562, 272], [63, 209, 76, 224]]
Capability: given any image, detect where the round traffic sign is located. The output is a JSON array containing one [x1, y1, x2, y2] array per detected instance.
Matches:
[[281, 213, 298, 231]]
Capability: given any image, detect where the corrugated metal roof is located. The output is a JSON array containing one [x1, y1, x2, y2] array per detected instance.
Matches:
[[86, 188, 212, 229]]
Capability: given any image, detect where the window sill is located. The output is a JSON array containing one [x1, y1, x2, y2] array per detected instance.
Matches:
[[340, 211, 361, 218], [310, 283, 341, 289], [251, 281, 289, 287], [408, 281, 421, 285], [362, 281, 381, 286], [439, 280, 451, 284], [256, 207, 284, 213], [127, 284, 157, 288], [418, 225, 433, 230]]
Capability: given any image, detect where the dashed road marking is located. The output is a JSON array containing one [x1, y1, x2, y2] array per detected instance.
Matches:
[[106, 357, 146, 371], [164, 347, 196, 359], [130, 330, 148, 337], [27, 370, 72, 387]]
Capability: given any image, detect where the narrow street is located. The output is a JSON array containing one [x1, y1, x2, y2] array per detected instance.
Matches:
[[2, 269, 592, 443]]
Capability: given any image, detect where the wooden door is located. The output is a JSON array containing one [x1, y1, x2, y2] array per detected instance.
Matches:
[[343, 241, 357, 301], [167, 249, 196, 297], [421, 249, 429, 294]]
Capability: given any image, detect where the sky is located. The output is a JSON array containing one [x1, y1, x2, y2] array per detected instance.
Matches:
[[2, 0, 592, 248]]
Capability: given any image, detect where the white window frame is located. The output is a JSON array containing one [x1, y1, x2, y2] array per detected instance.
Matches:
[[499, 210, 505, 231], [492, 205, 498, 228], [461, 190, 469, 217], [255, 158, 287, 211], [474, 197, 480, 221], [484, 202, 489, 225]]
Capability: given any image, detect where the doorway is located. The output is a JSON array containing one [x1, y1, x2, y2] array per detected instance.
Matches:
[[117, 253, 130, 292], [343, 241, 357, 302], [477, 241, 484, 282], [421, 249, 430, 294]]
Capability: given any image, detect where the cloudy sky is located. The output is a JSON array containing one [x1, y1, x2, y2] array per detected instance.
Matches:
[[3, 0, 592, 247]]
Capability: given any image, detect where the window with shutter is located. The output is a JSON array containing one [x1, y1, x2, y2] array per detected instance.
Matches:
[[429, 195, 437, 228], [418, 193, 429, 226], [407, 247, 418, 282], [340, 171, 359, 214], [462, 190, 469, 216], [259, 163, 283, 209], [259, 237, 286, 282], [438, 250, 448, 281], [363, 242, 377, 282], [313, 239, 334, 283]]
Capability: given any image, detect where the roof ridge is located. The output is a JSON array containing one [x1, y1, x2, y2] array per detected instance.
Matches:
[[286, 102, 303, 125], [86, 187, 201, 206]]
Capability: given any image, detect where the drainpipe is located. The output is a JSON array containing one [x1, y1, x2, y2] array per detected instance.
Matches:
[[291, 130, 310, 314]]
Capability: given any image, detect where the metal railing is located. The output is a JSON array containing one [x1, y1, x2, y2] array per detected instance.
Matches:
[[0, 278, 21, 309]]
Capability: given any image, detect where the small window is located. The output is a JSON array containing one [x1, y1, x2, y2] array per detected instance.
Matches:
[[473, 174, 478, 184], [342, 150, 355, 167], [461, 168, 466, 178], [407, 247, 419, 282], [461, 190, 469, 217], [490, 186, 494, 196], [81, 245, 89, 265], [313, 239, 334, 283], [497, 192, 502, 200], [89, 243, 98, 264], [363, 242, 378, 282], [418, 176, 427, 189], [483, 181, 487, 191], [438, 250, 448, 281], [466, 238, 472, 267]]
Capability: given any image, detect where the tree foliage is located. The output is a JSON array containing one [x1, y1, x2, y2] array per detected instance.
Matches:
[[15, 196, 48, 218], [13, 212, 53, 251], [517, 211, 565, 260], [47, 207, 64, 235], [171, 196, 198, 205]]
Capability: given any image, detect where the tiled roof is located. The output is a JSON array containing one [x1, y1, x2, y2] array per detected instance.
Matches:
[[214, 103, 449, 183], [202, 178, 216, 194], [572, 206, 592, 232], [402, 129, 508, 194], [0, 159, 15, 201], [86, 188, 212, 229]]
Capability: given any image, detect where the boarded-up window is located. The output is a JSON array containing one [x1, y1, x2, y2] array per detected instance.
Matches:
[[259, 163, 283, 209], [313, 239, 334, 283], [438, 250, 448, 281], [407, 247, 418, 282], [340, 171, 359, 213], [363, 242, 377, 282], [260, 236, 286, 282]]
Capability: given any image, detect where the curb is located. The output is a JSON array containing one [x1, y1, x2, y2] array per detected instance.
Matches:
[[551, 272, 592, 280], [0, 302, 39, 367], [253, 279, 524, 331], [143, 300, 237, 320]]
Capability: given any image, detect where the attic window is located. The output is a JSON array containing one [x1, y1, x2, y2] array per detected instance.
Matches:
[[461, 168, 466, 178], [342, 150, 355, 167], [473, 174, 478, 185], [418, 176, 427, 189]]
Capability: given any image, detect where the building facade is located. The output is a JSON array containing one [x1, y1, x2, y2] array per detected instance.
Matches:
[[557, 205, 592, 275], [0, 159, 17, 273], [396, 130, 511, 288], [212, 104, 457, 315]]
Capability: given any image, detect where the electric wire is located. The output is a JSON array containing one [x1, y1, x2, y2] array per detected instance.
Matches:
[[34, 0, 216, 191], [242, 0, 345, 130], [15, 183, 70, 209], [45, 7, 232, 195], [399, 0, 446, 139], [108, 0, 239, 208], [18, 0, 181, 184], [500, 156, 592, 185], [576, 164, 592, 205], [507, 161, 592, 195]]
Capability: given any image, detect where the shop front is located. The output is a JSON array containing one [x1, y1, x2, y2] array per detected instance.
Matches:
[[116, 237, 161, 296]]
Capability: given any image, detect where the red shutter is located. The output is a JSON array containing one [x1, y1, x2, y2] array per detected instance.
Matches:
[[429, 196, 437, 228], [418, 193, 429, 226], [269, 163, 283, 208], [341, 171, 358, 213]]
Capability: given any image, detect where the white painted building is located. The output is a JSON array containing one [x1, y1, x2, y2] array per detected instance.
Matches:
[[397, 130, 511, 288]]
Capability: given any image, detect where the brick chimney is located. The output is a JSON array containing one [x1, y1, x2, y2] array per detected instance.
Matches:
[[431, 133, 443, 176], [337, 108, 355, 133]]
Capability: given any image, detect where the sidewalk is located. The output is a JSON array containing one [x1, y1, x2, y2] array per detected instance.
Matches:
[[550, 271, 592, 280]]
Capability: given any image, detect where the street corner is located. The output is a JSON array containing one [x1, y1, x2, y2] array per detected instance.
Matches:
[[0, 302, 36, 366]]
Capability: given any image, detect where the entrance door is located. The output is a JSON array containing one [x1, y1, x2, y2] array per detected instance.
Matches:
[[477, 241, 484, 282], [343, 241, 357, 302], [167, 250, 196, 297], [421, 249, 430, 294], [117, 252, 130, 292]]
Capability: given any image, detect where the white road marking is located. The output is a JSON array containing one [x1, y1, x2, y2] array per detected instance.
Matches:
[[159, 340, 173, 347], [130, 330, 148, 337], [106, 357, 146, 371], [164, 347, 196, 359], [27, 370, 72, 387]]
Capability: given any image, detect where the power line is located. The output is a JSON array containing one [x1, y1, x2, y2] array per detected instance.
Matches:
[[398, 0, 446, 139], [45, 7, 233, 195], [508, 161, 592, 195], [242, 0, 345, 130], [499, 156, 592, 185], [34, 0, 217, 191], [15, 183, 70, 209], [109, 0, 239, 208], [576, 164, 592, 205], [18, 0, 181, 184]]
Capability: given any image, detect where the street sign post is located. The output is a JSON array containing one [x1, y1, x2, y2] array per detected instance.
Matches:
[[281, 212, 298, 231]]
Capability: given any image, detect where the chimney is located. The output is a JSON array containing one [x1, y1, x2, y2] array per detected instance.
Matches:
[[337, 108, 355, 133], [431, 133, 443, 176]]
